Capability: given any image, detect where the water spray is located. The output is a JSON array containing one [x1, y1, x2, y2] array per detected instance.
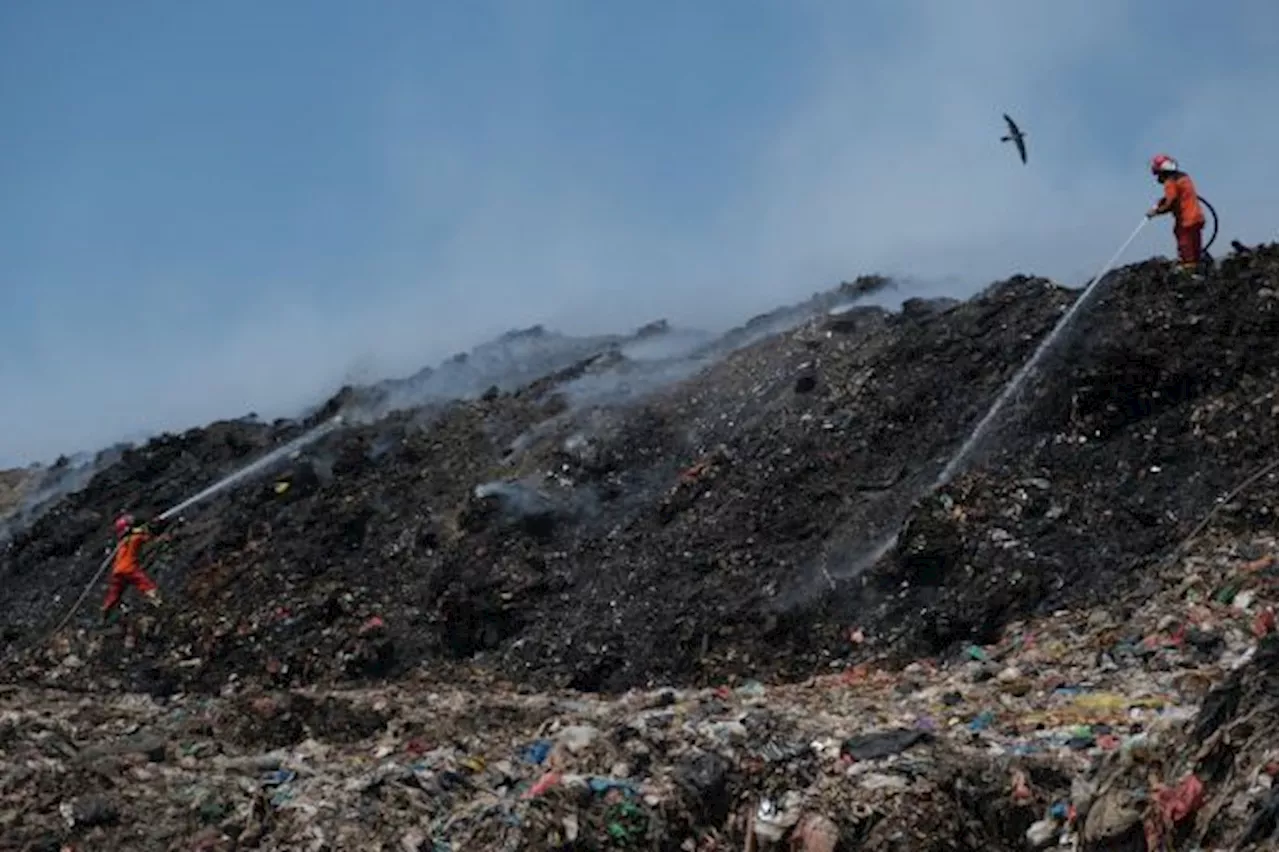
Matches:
[[831, 217, 1150, 584], [934, 216, 1149, 487], [158, 415, 344, 521], [51, 415, 345, 634]]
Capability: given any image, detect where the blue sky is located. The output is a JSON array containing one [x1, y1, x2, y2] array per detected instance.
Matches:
[[1, 0, 1276, 465]]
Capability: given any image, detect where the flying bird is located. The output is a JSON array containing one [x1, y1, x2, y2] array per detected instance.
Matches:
[[1000, 113, 1027, 164]]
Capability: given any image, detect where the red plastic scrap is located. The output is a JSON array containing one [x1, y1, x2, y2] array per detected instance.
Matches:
[[1157, 773, 1205, 823], [1251, 607, 1276, 638], [522, 770, 561, 799], [1143, 630, 1182, 651], [1144, 774, 1205, 850], [1010, 769, 1034, 803], [358, 615, 386, 635]]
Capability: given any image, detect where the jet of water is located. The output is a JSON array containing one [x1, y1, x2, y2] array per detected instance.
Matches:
[[826, 218, 1149, 588], [830, 530, 900, 582], [51, 415, 346, 635], [934, 217, 1148, 488], [158, 415, 344, 521]]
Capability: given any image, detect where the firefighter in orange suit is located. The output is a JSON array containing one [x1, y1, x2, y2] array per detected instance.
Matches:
[[1146, 154, 1206, 273]]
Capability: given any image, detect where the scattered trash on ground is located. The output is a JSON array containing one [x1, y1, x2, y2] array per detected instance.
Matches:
[[1, 248, 1276, 849]]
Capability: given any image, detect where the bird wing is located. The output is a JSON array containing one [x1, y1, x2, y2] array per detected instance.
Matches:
[[1002, 114, 1027, 163]]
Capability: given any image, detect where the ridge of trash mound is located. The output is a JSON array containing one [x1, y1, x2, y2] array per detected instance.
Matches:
[[0, 275, 896, 539], [313, 274, 899, 429], [0, 248, 1275, 697], [0, 268, 1049, 695]]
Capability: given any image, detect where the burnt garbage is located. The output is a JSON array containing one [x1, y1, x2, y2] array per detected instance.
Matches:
[[2, 248, 1276, 697], [463, 478, 596, 540], [0, 248, 1276, 848]]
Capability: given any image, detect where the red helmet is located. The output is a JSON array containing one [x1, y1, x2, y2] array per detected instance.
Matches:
[[114, 513, 136, 537], [1150, 154, 1178, 175]]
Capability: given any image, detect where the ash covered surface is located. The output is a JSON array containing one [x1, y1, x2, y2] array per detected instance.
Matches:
[[1, 251, 1275, 694], [0, 248, 1276, 849]]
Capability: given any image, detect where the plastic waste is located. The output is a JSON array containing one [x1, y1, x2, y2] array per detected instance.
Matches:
[[752, 792, 803, 843], [840, 729, 932, 761]]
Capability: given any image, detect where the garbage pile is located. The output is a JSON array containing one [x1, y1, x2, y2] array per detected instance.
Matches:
[[0, 246, 1276, 848], [16, 250, 1276, 701], [4, 532, 1274, 850]]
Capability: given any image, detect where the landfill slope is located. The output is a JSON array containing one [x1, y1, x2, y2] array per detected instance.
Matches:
[[0, 248, 1274, 690], [814, 248, 1278, 664], [0, 246, 1276, 850]]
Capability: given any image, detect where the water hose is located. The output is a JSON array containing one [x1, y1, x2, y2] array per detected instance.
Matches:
[[49, 522, 170, 636], [49, 417, 345, 635], [1198, 195, 1219, 256], [51, 547, 117, 634]]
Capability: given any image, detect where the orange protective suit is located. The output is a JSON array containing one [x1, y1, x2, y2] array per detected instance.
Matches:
[[1153, 173, 1205, 269], [102, 528, 159, 614]]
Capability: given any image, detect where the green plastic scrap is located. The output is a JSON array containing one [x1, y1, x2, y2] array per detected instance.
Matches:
[[603, 801, 648, 845], [617, 802, 644, 819]]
